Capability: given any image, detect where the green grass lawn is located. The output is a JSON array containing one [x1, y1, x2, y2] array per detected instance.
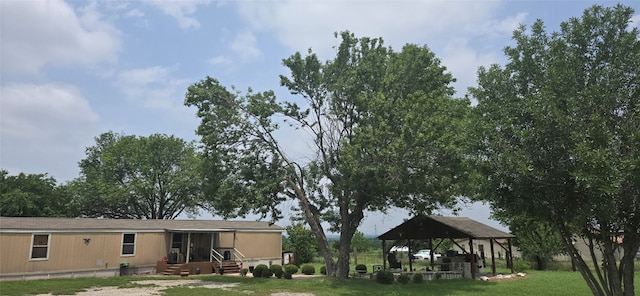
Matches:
[[3, 270, 639, 296]]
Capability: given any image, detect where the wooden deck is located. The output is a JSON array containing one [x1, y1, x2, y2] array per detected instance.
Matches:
[[156, 260, 241, 276]]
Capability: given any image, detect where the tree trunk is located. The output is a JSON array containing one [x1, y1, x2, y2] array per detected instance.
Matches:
[[600, 231, 622, 296], [620, 243, 638, 296], [556, 222, 606, 296], [334, 198, 365, 279], [535, 255, 546, 270], [286, 176, 336, 277], [335, 221, 358, 278]]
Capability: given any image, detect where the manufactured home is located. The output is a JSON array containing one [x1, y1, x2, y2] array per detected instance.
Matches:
[[0, 217, 283, 280]]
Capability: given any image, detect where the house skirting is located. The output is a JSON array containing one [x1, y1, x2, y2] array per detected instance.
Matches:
[[0, 264, 157, 281]]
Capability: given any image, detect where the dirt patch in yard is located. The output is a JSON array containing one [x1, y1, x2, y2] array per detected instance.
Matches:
[[35, 279, 239, 296], [34, 278, 319, 296]]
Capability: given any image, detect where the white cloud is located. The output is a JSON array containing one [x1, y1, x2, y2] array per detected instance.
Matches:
[[116, 66, 192, 118], [236, 1, 504, 57], [231, 30, 262, 61], [235, 1, 522, 95], [209, 55, 233, 67], [472, 12, 528, 37], [440, 38, 503, 96], [126, 8, 146, 18], [0, 83, 100, 181], [0, 0, 121, 76], [143, 0, 211, 29]]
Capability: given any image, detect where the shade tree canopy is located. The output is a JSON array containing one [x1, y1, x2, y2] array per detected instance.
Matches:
[[185, 31, 471, 278], [0, 170, 77, 217], [470, 5, 639, 295], [71, 131, 203, 220]]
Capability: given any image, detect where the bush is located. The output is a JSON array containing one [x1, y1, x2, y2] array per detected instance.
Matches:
[[513, 259, 531, 272], [283, 272, 292, 279], [284, 264, 299, 274], [355, 264, 367, 273], [274, 268, 284, 279], [262, 268, 274, 278], [320, 265, 326, 275], [376, 271, 394, 285], [301, 264, 316, 275], [397, 273, 410, 284], [240, 268, 249, 277], [270, 264, 283, 273], [412, 273, 424, 283], [253, 264, 268, 278]]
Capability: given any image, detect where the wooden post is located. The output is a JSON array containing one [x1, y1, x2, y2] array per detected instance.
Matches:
[[382, 240, 386, 271], [354, 247, 358, 266], [490, 239, 496, 276], [429, 238, 434, 268], [186, 232, 191, 264], [408, 239, 412, 272], [210, 233, 215, 262], [469, 238, 476, 280], [508, 239, 514, 274]]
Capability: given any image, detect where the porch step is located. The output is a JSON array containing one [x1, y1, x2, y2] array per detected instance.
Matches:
[[214, 260, 241, 274], [162, 264, 185, 276]]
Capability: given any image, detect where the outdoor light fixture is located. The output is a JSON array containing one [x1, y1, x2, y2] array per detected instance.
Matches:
[[84, 236, 91, 245]]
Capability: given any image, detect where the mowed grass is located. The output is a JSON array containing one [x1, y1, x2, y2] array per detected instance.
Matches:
[[2, 270, 639, 296]]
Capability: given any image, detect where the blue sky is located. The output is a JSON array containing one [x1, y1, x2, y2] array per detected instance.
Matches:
[[2, 0, 638, 235]]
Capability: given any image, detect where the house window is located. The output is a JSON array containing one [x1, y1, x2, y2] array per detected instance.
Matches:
[[31, 234, 50, 260], [122, 233, 136, 256]]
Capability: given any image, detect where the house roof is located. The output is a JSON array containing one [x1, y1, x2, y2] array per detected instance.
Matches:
[[377, 215, 514, 240], [0, 217, 284, 233]]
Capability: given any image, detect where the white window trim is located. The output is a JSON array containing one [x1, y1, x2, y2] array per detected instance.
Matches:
[[30, 233, 51, 261], [121, 233, 136, 257]]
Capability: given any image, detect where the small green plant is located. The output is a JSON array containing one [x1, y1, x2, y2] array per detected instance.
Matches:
[[240, 268, 248, 277], [513, 259, 531, 272], [412, 272, 424, 283], [355, 264, 367, 274], [253, 264, 268, 278], [376, 270, 394, 284], [284, 264, 299, 274], [320, 265, 326, 275], [283, 271, 292, 279], [274, 268, 284, 279], [270, 264, 283, 273], [262, 268, 274, 278], [435, 272, 442, 280], [301, 264, 316, 275], [397, 273, 410, 284]]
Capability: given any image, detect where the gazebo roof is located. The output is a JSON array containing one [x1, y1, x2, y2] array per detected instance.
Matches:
[[377, 215, 514, 241]]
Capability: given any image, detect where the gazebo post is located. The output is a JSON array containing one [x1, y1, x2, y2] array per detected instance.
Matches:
[[429, 238, 434, 268], [469, 238, 476, 280], [490, 239, 497, 276], [382, 240, 386, 271], [408, 239, 413, 272], [508, 239, 514, 274]]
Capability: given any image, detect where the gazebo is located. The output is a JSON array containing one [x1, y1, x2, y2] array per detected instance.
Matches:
[[377, 215, 516, 279]]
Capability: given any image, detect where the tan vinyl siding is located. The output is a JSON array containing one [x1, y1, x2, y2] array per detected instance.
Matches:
[[235, 232, 282, 259], [0, 233, 33, 273], [0, 232, 167, 274]]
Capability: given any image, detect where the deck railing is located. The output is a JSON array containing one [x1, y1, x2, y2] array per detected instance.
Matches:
[[233, 248, 245, 267], [211, 249, 223, 265]]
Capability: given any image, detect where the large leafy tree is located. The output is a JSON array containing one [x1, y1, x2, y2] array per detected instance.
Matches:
[[470, 5, 639, 295], [72, 132, 203, 219], [0, 170, 77, 217], [185, 31, 471, 278]]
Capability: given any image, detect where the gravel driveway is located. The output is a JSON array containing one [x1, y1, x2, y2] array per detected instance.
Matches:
[[34, 279, 314, 296]]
